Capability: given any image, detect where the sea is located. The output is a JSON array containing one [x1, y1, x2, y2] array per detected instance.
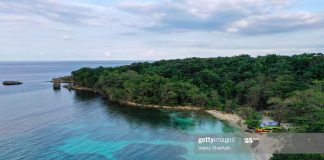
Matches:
[[0, 61, 253, 160]]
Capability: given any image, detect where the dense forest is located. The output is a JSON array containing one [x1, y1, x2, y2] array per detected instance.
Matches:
[[71, 53, 323, 132], [72, 53, 323, 160]]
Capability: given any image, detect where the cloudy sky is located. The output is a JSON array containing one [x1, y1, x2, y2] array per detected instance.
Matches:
[[1, 0, 324, 60]]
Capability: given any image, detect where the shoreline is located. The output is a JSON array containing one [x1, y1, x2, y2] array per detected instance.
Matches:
[[205, 110, 247, 132], [63, 85, 252, 133], [63, 84, 202, 111], [62, 84, 272, 160], [64, 84, 245, 128], [205, 110, 273, 160], [118, 101, 202, 110]]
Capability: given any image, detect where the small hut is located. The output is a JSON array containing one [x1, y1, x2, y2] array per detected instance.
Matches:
[[260, 120, 279, 129], [256, 120, 280, 133]]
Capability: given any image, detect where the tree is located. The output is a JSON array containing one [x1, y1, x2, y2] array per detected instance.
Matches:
[[267, 97, 287, 124], [267, 75, 297, 98], [283, 89, 324, 132], [222, 80, 236, 99], [245, 110, 262, 129], [192, 93, 208, 107], [70, 54, 323, 115], [247, 82, 267, 111], [271, 154, 324, 160], [207, 90, 223, 109]]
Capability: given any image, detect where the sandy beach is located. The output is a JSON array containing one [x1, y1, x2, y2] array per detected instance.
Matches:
[[206, 110, 274, 160], [205, 110, 247, 132]]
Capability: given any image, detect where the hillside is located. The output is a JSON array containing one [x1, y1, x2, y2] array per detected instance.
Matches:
[[71, 53, 324, 132]]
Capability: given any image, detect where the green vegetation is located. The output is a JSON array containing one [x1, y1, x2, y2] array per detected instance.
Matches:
[[245, 110, 262, 128], [270, 154, 324, 160], [72, 53, 323, 159], [72, 53, 323, 131]]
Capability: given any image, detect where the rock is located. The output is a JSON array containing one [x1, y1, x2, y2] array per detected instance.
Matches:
[[53, 81, 61, 89], [2, 81, 23, 85], [63, 84, 72, 90], [244, 129, 254, 133]]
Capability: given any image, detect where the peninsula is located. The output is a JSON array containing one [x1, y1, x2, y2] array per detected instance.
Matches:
[[63, 54, 323, 131], [58, 53, 324, 159]]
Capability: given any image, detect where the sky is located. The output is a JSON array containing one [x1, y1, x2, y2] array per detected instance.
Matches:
[[0, 0, 324, 61]]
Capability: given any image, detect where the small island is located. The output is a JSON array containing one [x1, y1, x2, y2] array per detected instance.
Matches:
[[2, 81, 23, 85]]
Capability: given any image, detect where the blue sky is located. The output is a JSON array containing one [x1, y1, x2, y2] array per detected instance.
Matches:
[[0, 0, 324, 60]]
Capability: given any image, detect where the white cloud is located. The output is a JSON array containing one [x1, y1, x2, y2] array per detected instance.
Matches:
[[0, 0, 121, 27], [104, 51, 111, 57], [1, 0, 323, 35], [61, 35, 72, 40], [37, 52, 45, 56], [141, 49, 167, 59], [227, 12, 324, 34], [118, 0, 324, 34], [0, 0, 323, 60]]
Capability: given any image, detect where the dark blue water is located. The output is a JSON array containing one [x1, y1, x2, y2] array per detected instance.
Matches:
[[0, 61, 253, 160]]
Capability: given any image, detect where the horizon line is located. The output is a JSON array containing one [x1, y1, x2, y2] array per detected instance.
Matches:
[[0, 52, 322, 62]]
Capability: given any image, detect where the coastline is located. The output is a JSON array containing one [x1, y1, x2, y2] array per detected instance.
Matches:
[[205, 110, 273, 160], [63, 84, 247, 130], [119, 101, 202, 110], [62, 83, 272, 160], [205, 110, 247, 132], [63, 84, 251, 133], [63, 84, 202, 111]]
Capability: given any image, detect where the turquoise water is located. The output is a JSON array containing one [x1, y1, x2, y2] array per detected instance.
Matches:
[[0, 61, 253, 160]]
